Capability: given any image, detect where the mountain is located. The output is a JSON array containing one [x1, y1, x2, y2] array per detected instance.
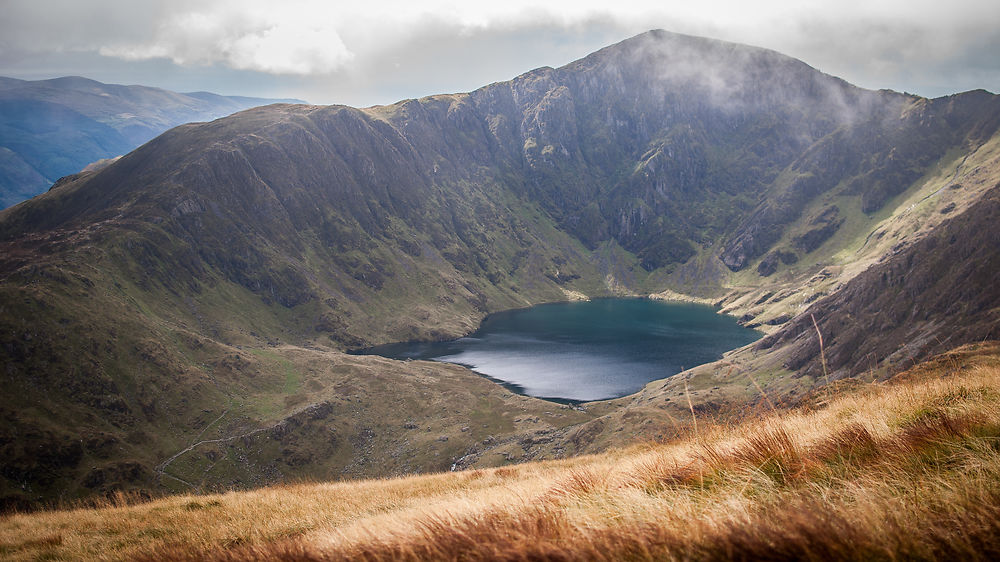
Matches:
[[1, 30, 999, 508], [0, 76, 304, 208]]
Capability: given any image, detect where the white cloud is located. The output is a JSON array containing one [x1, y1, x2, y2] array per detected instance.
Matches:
[[96, 1, 355, 75]]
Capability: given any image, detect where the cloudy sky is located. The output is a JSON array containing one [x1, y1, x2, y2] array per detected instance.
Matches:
[[1, 0, 998, 106]]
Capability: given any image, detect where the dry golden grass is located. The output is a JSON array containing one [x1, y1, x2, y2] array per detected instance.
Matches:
[[4, 344, 1000, 561]]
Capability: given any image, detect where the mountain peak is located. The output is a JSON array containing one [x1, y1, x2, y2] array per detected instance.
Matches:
[[572, 28, 798, 67]]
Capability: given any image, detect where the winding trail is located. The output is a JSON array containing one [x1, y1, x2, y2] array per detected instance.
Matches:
[[153, 399, 332, 488], [857, 150, 973, 254], [153, 423, 280, 487]]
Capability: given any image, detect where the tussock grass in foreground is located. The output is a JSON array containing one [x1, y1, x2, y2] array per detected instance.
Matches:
[[4, 344, 1000, 561]]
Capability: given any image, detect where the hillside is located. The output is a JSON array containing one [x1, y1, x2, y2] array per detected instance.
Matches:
[[0, 76, 302, 208], [1, 30, 999, 508], [2, 343, 999, 560], [531, 180, 1000, 456]]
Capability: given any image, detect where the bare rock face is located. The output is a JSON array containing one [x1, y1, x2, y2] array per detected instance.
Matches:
[[795, 206, 843, 253], [757, 250, 798, 277]]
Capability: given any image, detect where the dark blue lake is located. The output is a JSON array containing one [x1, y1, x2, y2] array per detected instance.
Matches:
[[359, 299, 761, 402]]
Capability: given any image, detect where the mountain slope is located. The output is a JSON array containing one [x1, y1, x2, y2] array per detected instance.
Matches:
[[0, 76, 303, 208], [760, 181, 1000, 378], [1, 30, 999, 507]]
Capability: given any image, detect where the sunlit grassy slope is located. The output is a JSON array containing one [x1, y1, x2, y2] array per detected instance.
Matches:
[[3, 342, 1000, 561]]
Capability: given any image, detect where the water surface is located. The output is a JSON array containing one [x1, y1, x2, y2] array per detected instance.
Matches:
[[360, 299, 760, 402]]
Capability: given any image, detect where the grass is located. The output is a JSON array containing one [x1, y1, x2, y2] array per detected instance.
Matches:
[[3, 343, 1000, 560], [247, 348, 301, 397]]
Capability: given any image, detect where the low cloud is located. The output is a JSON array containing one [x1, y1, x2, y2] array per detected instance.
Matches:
[[1, 0, 997, 102]]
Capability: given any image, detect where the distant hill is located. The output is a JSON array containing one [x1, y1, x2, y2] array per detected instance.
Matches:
[[0, 76, 304, 208]]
